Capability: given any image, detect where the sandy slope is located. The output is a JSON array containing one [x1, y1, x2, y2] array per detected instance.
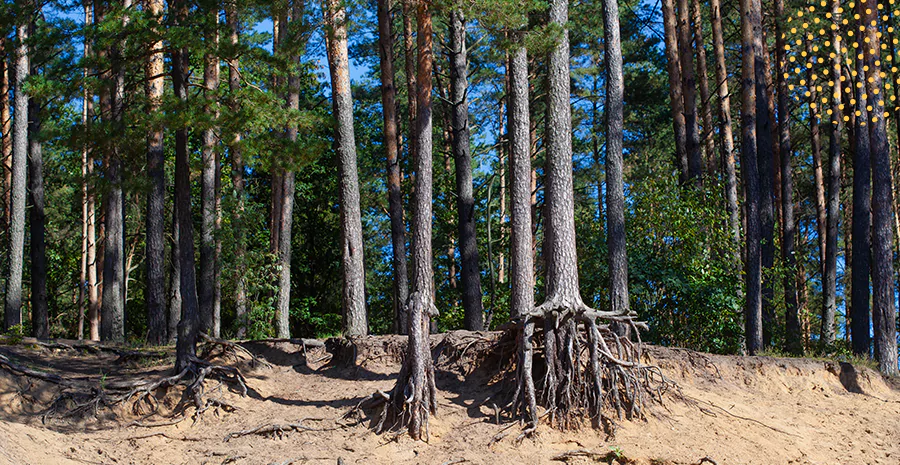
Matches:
[[0, 333, 897, 465]]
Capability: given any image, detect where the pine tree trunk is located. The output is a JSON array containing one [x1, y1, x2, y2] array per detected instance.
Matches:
[[774, 0, 799, 354], [822, 0, 844, 346], [200, 14, 220, 337], [325, 0, 368, 336], [739, 0, 763, 354], [753, 4, 776, 348], [377, 0, 410, 335], [676, 0, 701, 181], [168, 201, 182, 344], [710, 0, 739, 263], [1, 39, 10, 244], [85, 3, 99, 341], [386, 0, 437, 440], [145, 0, 167, 345], [508, 34, 537, 426], [173, 0, 200, 371], [603, 0, 629, 317], [4, 22, 29, 331], [79, 21, 90, 340], [848, 37, 871, 357], [691, 0, 714, 174], [861, 4, 898, 375], [100, 0, 130, 343], [28, 60, 48, 339], [661, 0, 688, 181], [402, 0, 417, 189], [449, 10, 484, 331], [226, 3, 247, 338]]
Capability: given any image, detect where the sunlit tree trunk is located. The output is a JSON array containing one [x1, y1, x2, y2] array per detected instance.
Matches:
[[676, 0, 701, 181], [807, 40, 827, 278], [226, 2, 247, 338], [200, 12, 220, 337], [691, 0, 714, 174], [661, 0, 688, 180]]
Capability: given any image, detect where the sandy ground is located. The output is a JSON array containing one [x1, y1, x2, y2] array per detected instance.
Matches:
[[0, 332, 897, 465]]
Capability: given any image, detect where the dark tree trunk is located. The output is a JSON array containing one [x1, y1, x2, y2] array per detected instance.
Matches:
[[774, 0, 799, 354], [226, 3, 247, 337], [739, 0, 763, 354], [168, 201, 182, 344], [604, 0, 629, 317], [822, 0, 844, 347], [28, 73, 48, 339], [753, 5, 775, 348], [200, 14, 220, 337], [710, 0, 739, 263], [508, 36, 537, 426], [100, 0, 130, 343], [449, 9, 484, 331], [849, 42, 871, 357], [172, 0, 199, 371], [660, 0, 688, 180], [377, 0, 410, 335], [691, 0, 714, 174], [676, 0, 701, 181], [145, 0, 167, 345], [5, 22, 28, 331], [861, 4, 898, 375], [325, 0, 368, 336]]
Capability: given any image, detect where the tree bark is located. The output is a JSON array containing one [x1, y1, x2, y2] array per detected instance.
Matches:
[[691, 0, 714, 174], [753, 4, 775, 348], [402, 0, 417, 189], [377, 0, 410, 336], [100, 0, 130, 343], [508, 33, 537, 426], [449, 9, 484, 331], [739, 0, 763, 354], [84, 2, 99, 340], [861, 4, 897, 375], [226, 3, 247, 338], [200, 13, 220, 337], [172, 0, 200, 371], [387, 0, 438, 440], [145, 0, 167, 345], [807, 40, 826, 276], [603, 0, 629, 317], [1, 39, 10, 245], [28, 56, 48, 339], [709, 0, 739, 263], [4, 22, 29, 331], [676, 0, 701, 182], [848, 34, 871, 357], [168, 201, 182, 344], [325, 0, 368, 336], [822, 0, 844, 347], [774, 0, 799, 354], [661, 0, 688, 181]]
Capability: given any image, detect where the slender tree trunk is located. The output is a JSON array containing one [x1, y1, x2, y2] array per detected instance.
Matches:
[[79, 22, 89, 340], [145, 0, 166, 345], [84, 0, 99, 341], [1, 39, 10, 244], [403, 0, 417, 187], [168, 202, 182, 343], [172, 0, 199, 371], [604, 0, 629, 317], [691, 0, 714, 174], [28, 57, 48, 339], [325, 0, 368, 336], [822, 0, 845, 347], [508, 32, 537, 426], [200, 14, 220, 337], [677, 0, 702, 181], [661, 0, 688, 180], [225, 3, 247, 338], [388, 0, 438, 440], [710, 0, 739, 263], [861, 5, 898, 375], [377, 0, 410, 335], [774, 0, 799, 354], [807, 39, 827, 275], [448, 9, 484, 331], [4, 22, 29, 331], [739, 0, 763, 354], [848, 37, 871, 357]]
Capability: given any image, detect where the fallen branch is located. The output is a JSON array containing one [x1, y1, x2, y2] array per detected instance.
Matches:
[[551, 448, 609, 461], [223, 418, 332, 442]]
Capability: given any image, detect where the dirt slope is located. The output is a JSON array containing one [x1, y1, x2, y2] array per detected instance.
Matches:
[[0, 332, 897, 465]]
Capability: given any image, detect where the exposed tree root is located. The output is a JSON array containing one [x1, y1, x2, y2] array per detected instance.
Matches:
[[20, 354, 250, 423], [200, 333, 273, 369], [223, 417, 333, 442]]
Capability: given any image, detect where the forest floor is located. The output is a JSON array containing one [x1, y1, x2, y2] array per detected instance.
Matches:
[[0, 331, 897, 465]]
